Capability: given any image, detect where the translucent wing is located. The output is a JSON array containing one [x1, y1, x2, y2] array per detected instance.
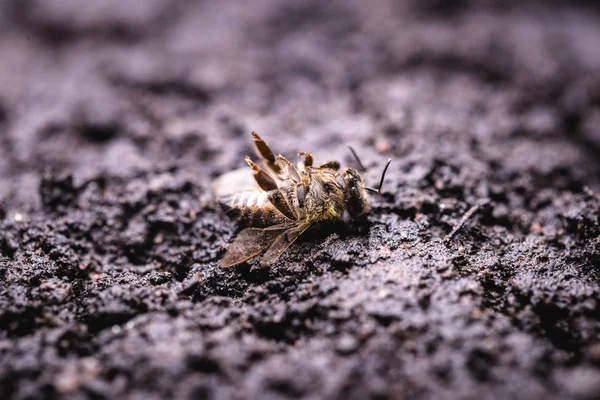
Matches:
[[221, 223, 294, 268], [260, 223, 312, 267], [213, 160, 287, 199], [213, 168, 257, 198]]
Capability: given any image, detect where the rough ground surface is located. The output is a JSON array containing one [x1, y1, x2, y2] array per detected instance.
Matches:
[[1, 1, 600, 399]]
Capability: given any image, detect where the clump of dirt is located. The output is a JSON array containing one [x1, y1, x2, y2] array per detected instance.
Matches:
[[1, 1, 600, 399]]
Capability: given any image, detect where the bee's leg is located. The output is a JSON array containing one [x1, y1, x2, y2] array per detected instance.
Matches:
[[276, 155, 301, 183], [298, 151, 313, 167], [245, 157, 278, 192], [318, 161, 340, 171], [296, 183, 306, 208], [267, 189, 297, 220], [252, 131, 281, 175], [277, 155, 308, 208]]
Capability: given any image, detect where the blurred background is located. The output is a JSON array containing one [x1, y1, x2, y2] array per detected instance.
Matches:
[[1, 0, 599, 209], [1, 1, 600, 399]]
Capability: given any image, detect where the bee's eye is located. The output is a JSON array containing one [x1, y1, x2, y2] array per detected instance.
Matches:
[[336, 175, 346, 189], [343, 171, 367, 218]]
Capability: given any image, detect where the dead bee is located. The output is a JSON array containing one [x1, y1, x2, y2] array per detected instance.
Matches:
[[213, 132, 391, 268]]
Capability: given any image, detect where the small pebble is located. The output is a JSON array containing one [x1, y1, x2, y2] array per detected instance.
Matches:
[[530, 223, 542, 233], [336, 335, 359, 355]]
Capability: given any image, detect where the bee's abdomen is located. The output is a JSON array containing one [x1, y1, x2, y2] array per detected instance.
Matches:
[[219, 191, 287, 227]]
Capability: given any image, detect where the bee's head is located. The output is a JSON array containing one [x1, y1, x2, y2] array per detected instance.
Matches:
[[340, 168, 369, 218]]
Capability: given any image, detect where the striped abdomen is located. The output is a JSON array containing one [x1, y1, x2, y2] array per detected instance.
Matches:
[[218, 190, 288, 227]]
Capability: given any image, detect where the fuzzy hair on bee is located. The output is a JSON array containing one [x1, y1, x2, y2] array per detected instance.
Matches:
[[213, 132, 391, 268]]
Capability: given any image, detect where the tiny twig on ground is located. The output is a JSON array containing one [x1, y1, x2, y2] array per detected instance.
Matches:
[[444, 199, 488, 246]]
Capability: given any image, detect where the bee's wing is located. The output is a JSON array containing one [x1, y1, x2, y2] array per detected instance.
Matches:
[[260, 223, 312, 267], [221, 223, 294, 268], [213, 168, 258, 198]]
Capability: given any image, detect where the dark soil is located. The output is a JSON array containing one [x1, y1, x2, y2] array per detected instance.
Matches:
[[1, 1, 600, 399]]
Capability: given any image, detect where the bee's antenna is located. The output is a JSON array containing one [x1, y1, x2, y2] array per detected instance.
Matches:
[[347, 146, 367, 172], [365, 159, 392, 194]]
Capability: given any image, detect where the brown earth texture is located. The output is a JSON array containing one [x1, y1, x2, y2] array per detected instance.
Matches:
[[1, 1, 600, 399]]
